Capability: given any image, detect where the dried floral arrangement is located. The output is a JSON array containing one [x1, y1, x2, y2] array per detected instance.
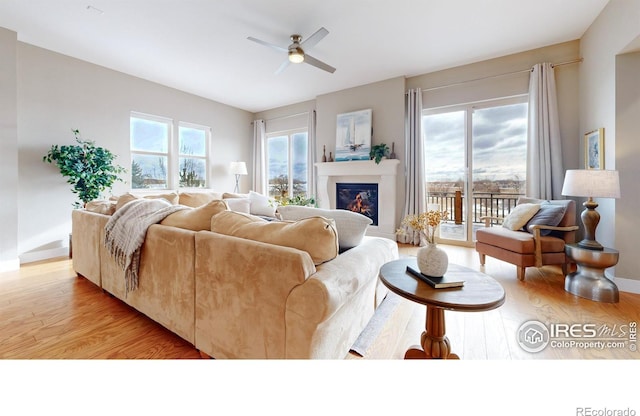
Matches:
[[397, 210, 449, 244]]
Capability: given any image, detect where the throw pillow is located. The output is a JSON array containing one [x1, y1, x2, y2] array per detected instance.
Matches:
[[178, 192, 223, 207], [523, 203, 567, 236], [224, 197, 251, 214], [145, 192, 179, 205], [249, 190, 277, 217], [210, 211, 338, 265], [501, 203, 541, 231], [85, 200, 116, 216], [115, 193, 139, 211], [160, 199, 228, 231], [222, 192, 249, 199], [277, 205, 372, 250]]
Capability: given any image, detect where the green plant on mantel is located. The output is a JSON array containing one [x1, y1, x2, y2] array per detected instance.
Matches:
[[275, 194, 317, 207], [43, 129, 126, 208], [369, 143, 389, 164]]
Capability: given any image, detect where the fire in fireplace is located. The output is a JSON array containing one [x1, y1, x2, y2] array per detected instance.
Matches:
[[336, 183, 378, 226]]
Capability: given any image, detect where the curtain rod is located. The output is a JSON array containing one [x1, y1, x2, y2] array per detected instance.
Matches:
[[417, 58, 583, 93], [251, 111, 310, 124]]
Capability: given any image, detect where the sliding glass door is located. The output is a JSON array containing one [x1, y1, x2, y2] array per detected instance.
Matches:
[[423, 96, 528, 246]]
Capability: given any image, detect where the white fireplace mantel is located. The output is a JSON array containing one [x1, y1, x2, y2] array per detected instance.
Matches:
[[315, 159, 400, 240]]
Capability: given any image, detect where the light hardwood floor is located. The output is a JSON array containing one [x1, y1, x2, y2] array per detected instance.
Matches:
[[1, 244, 639, 359]]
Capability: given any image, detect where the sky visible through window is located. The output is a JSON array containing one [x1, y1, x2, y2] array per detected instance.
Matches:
[[423, 102, 528, 183]]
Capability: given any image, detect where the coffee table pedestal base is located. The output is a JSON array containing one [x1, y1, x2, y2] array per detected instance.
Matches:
[[404, 305, 459, 359]]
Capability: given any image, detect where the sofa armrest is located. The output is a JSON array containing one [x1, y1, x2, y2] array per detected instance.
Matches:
[[72, 209, 110, 287], [194, 231, 316, 359], [284, 236, 399, 358]]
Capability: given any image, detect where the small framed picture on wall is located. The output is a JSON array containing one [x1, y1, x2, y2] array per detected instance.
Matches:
[[584, 128, 604, 169]]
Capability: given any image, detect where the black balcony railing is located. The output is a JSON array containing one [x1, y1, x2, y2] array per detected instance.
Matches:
[[426, 192, 523, 225]]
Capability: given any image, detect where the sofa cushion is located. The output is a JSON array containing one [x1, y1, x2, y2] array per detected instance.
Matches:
[[502, 203, 540, 231], [210, 211, 338, 265], [248, 191, 277, 217], [178, 192, 223, 207], [476, 226, 566, 254], [224, 197, 251, 214], [277, 205, 372, 250], [160, 200, 228, 231], [523, 203, 567, 236], [85, 200, 116, 216]]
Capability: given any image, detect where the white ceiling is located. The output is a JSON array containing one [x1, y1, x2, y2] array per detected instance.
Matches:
[[0, 0, 609, 113]]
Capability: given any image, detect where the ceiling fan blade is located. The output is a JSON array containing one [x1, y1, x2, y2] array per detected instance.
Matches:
[[275, 59, 291, 75], [303, 54, 336, 73], [301, 27, 329, 48], [247, 36, 287, 53]]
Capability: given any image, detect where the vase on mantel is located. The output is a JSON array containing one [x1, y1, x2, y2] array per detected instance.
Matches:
[[416, 242, 448, 278]]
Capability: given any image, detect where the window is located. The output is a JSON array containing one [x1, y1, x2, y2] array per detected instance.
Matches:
[[266, 130, 308, 198], [422, 96, 528, 244], [130, 114, 171, 189], [130, 113, 210, 189], [178, 123, 209, 188]]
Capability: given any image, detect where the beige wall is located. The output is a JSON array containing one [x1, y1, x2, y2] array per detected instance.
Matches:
[[0, 28, 18, 271], [315, 77, 406, 223], [580, 0, 640, 284], [616, 51, 640, 282], [16, 43, 253, 263]]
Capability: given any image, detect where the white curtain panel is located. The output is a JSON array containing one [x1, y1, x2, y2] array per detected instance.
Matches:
[[398, 88, 426, 245], [252, 119, 266, 194], [526, 62, 564, 199], [307, 110, 317, 198]]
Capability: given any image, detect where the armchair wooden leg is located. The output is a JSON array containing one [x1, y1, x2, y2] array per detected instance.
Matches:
[[517, 267, 526, 281], [478, 253, 486, 266]]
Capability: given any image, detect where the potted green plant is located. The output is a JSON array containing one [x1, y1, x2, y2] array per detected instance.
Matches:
[[275, 194, 317, 207], [369, 143, 389, 164], [43, 129, 126, 207]]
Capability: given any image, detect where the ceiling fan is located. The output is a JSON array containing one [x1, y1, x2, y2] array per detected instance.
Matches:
[[247, 27, 336, 74]]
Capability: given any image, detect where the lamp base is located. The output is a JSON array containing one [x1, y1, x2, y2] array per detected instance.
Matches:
[[577, 239, 604, 251], [579, 198, 603, 251]]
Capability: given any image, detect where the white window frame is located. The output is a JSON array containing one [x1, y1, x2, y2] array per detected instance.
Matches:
[[422, 94, 528, 246], [130, 112, 173, 191], [177, 121, 211, 189], [130, 112, 212, 190], [265, 128, 309, 198]]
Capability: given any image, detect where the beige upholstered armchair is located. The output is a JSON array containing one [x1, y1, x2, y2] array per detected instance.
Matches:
[[475, 197, 579, 281]]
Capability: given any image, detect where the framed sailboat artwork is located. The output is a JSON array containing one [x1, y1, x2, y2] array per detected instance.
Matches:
[[335, 109, 372, 161]]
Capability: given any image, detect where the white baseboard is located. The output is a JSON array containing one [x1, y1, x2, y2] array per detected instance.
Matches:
[[614, 277, 640, 295], [19, 247, 69, 265], [0, 257, 20, 273]]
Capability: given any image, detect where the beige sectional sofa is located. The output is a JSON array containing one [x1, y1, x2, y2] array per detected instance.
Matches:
[[71, 193, 399, 359]]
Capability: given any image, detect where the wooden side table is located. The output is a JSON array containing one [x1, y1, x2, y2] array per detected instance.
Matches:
[[379, 258, 505, 359], [565, 244, 619, 303]]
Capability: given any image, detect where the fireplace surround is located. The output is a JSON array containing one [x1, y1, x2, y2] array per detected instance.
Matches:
[[315, 159, 399, 239]]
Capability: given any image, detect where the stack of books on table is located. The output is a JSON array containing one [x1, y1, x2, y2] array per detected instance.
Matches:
[[406, 266, 464, 289]]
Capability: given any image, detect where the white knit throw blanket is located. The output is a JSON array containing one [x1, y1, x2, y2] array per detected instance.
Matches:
[[104, 198, 187, 295]]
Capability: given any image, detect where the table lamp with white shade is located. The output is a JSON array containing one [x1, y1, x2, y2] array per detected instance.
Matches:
[[561, 169, 620, 251], [230, 161, 247, 193]]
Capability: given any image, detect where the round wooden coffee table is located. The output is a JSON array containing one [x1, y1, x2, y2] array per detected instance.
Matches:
[[379, 258, 505, 359]]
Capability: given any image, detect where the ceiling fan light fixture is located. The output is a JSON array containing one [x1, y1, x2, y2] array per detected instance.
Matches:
[[288, 47, 305, 63]]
